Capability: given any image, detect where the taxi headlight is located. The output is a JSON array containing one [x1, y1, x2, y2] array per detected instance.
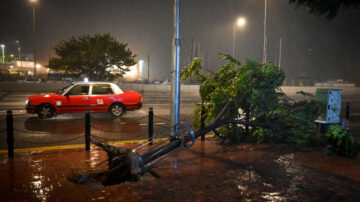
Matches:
[[25, 100, 29, 105]]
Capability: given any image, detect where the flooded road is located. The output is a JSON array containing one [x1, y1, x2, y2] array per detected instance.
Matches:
[[0, 92, 199, 150], [1, 90, 360, 150]]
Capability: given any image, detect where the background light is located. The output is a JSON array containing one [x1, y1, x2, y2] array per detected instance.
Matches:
[[237, 17, 246, 27], [139, 60, 144, 78]]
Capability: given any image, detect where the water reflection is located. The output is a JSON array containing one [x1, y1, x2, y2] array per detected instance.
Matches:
[[29, 158, 53, 201], [261, 192, 285, 201]]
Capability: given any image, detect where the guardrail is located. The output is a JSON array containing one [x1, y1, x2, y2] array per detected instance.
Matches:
[[0, 82, 200, 93]]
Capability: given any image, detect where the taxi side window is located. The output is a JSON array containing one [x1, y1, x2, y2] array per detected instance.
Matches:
[[92, 84, 114, 95], [67, 85, 89, 95]]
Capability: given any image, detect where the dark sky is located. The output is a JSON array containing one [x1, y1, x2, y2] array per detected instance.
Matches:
[[1, 0, 360, 83]]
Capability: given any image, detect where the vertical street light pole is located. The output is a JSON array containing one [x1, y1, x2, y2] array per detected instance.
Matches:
[[147, 53, 150, 82], [263, 0, 267, 63], [16, 40, 22, 74], [16, 41, 21, 60], [232, 23, 236, 57], [30, 0, 38, 77], [171, 0, 181, 137], [0, 44, 4, 64], [32, 6, 37, 77], [232, 17, 246, 58], [0, 44, 4, 71], [279, 38, 282, 67]]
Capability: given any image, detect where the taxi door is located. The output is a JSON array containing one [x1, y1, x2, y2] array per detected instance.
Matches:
[[57, 84, 91, 113], [89, 84, 115, 112]]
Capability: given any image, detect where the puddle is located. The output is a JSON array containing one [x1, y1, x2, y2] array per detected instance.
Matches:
[[68, 144, 143, 186], [5, 140, 359, 201]]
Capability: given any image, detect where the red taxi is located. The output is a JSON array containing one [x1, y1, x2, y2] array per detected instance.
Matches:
[[26, 82, 142, 118]]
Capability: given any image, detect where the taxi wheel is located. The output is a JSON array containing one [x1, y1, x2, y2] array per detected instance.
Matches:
[[37, 104, 55, 119], [109, 103, 125, 117]]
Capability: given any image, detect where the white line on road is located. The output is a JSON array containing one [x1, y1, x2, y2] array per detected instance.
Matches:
[[139, 123, 166, 126]]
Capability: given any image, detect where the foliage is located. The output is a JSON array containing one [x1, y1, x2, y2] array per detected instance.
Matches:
[[326, 125, 359, 157], [181, 54, 324, 149], [4, 55, 15, 63], [48, 33, 136, 81], [289, 0, 360, 20]]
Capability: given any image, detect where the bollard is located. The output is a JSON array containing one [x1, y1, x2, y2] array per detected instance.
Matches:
[[6, 110, 14, 158], [85, 111, 91, 151], [245, 112, 250, 135], [148, 108, 153, 145], [200, 105, 205, 141], [346, 102, 350, 132]]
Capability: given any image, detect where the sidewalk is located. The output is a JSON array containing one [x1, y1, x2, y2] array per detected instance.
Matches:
[[1, 140, 360, 201]]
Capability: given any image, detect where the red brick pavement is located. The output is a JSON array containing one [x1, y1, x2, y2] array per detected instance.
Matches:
[[0, 140, 360, 201]]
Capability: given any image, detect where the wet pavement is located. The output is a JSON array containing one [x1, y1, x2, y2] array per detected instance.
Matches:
[[1, 140, 360, 201], [0, 92, 199, 150], [0, 90, 360, 201]]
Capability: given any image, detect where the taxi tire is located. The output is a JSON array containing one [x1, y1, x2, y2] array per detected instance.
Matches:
[[109, 103, 125, 117], [37, 104, 55, 119]]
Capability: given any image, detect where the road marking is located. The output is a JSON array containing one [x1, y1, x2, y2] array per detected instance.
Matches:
[[139, 122, 166, 126], [0, 134, 215, 154]]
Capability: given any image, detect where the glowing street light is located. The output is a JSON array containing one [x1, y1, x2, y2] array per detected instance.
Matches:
[[0, 44, 4, 64], [139, 60, 144, 79], [237, 18, 246, 27], [232, 17, 246, 57], [29, 0, 38, 77]]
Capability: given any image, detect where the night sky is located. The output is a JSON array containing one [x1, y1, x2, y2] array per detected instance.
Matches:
[[1, 0, 360, 83]]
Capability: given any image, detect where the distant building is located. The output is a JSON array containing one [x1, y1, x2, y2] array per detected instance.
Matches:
[[0, 60, 48, 76], [315, 79, 356, 88]]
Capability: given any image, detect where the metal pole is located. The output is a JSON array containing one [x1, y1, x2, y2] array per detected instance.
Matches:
[[85, 111, 91, 151], [263, 0, 267, 63], [6, 111, 14, 158], [232, 22, 236, 57], [279, 38, 282, 67], [171, 0, 181, 138], [148, 108, 153, 145], [200, 104, 205, 141], [346, 102, 350, 120], [346, 102, 350, 132], [32, 6, 37, 77], [147, 53, 150, 82], [1, 45, 4, 64]]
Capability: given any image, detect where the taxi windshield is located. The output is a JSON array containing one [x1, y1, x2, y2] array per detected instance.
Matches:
[[56, 84, 73, 95]]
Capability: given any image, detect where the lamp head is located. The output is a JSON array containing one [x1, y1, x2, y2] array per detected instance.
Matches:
[[236, 17, 246, 27]]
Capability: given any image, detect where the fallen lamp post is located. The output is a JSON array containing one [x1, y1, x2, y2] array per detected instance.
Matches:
[[92, 111, 280, 185]]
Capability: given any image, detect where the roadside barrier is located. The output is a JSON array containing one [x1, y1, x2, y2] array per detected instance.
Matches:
[[148, 108, 153, 145], [6, 111, 14, 158], [2, 108, 193, 158]]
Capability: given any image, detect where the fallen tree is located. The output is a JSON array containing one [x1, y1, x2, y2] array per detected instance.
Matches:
[[181, 54, 324, 148], [79, 54, 357, 185]]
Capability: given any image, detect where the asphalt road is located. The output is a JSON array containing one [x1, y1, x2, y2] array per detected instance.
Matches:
[[0, 91, 360, 150], [0, 92, 200, 150]]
